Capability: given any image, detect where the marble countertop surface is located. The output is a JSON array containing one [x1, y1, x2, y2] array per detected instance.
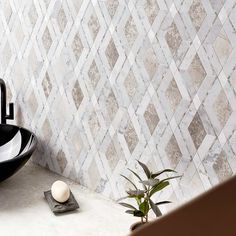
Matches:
[[0, 162, 136, 236]]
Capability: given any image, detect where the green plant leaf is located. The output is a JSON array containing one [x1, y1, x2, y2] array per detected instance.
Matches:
[[125, 210, 135, 215], [149, 199, 162, 217], [149, 175, 181, 197], [140, 179, 160, 186], [135, 197, 142, 205], [161, 175, 182, 182], [151, 169, 177, 178], [121, 174, 138, 190], [127, 190, 145, 198], [133, 210, 145, 217], [139, 200, 149, 215], [127, 168, 142, 181], [150, 181, 170, 196], [119, 202, 137, 210], [137, 160, 151, 178], [155, 201, 171, 206], [128, 168, 147, 191]]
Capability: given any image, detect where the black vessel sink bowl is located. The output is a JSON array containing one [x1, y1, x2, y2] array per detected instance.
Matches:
[[0, 124, 37, 182]]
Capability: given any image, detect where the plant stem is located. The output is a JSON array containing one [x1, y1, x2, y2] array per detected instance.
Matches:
[[145, 185, 150, 223]]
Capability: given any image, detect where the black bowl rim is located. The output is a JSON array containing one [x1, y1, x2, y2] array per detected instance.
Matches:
[[0, 124, 37, 165]]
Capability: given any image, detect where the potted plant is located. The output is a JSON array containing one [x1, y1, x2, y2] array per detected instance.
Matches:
[[118, 160, 181, 232]]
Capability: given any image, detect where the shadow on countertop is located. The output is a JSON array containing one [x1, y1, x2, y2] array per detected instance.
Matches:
[[0, 162, 62, 212]]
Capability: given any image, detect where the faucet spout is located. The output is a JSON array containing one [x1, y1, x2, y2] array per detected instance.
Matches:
[[0, 79, 14, 124]]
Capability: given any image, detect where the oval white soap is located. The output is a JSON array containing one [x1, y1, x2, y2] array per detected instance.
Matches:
[[51, 180, 70, 203]]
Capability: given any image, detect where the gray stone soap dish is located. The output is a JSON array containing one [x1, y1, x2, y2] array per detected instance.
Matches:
[[44, 190, 79, 214]]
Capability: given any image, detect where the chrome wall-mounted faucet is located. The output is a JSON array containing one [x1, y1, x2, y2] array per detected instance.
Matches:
[[0, 79, 14, 124]]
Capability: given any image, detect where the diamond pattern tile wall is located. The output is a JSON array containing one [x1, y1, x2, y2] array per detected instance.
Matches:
[[1, 0, 236, 209]]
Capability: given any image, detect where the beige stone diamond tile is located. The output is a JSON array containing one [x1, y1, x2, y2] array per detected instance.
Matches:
[[144, 46, 158, 79], [88, 111, 101, 139], [144, 0, 159, 25], [189, 0, 206, 32], [213, 89, 232, 128], [105, 38, 119, 69], [106, 90, 118, 121], [213, 29, 232, 66], [72, 32, 84, 61], [188, 112, 206, 150], [72, 129, 84, 156], [165, 21, 182, 57], [187, 53, 206, 94], [106, 140, 120, 171], [42, 118, 52, 143], [42, 72, 52, 98], [124, 120, 139, 154], [165, 134, 182, 169], [203, 140, 235, 185], [88, 158, 101, 190], [213, 150, 233, 182], [57, 7, 67, 33], [124, 69, 137, 99], [88, 11, 100, 41], [28, 3, 38, 27], [144, 103, 159, 135], [42, 27, 52, 53], [88, 60, 100, 89], [125, 15, 138, 48], [72, 80, 84, 110], [106, 0, 119, 18], [165, 78, 182, 113], [56, 150, 68, 173]]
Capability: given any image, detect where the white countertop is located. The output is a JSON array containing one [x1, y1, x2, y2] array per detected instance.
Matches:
[[0, 162, 136, 236]]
